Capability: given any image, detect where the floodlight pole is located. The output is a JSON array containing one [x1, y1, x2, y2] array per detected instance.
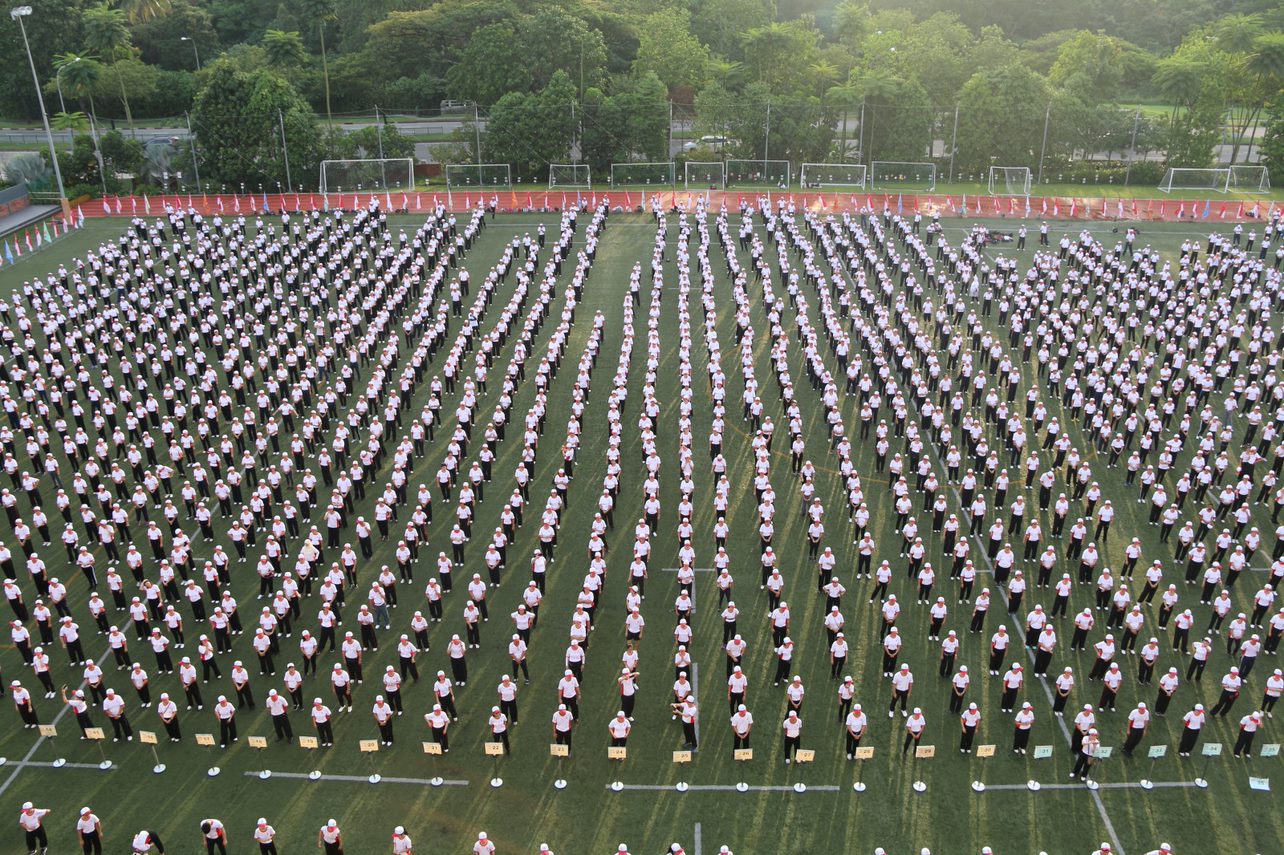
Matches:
[[1123, 111, 1139, 186], [1036, 103, 1050, 186], [948, 104, 959, 183], [185, 112, 201, 191], [11, 5, 69, 218], [279, 110, 292, 193]]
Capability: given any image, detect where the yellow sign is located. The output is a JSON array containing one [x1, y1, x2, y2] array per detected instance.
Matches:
[[549, 743, 569, 757], [733, 749, 753, 762], [423, 741, 443, 755], [299, 736, 319, 749], [248, 736, 268, 749], [672, 750, 693, 764], [915, 745, 936, 759], [195, 733, 217, 747], [83, 727, 105, 741], [38, 724, 57, 738], [854, 746, 875, 760], [485, 741, 506, 756], [607, 746, 627, 760], [795, 749, 816, 764], [359, 739, 380, 753], [138, 731, 158, 746], [976, 744, 997, 758]]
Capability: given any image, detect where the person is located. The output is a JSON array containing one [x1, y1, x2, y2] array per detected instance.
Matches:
[[214, 695, 237, 746], [200, 819, 228, 855], [488, 705, 511, 754], [318, 819, 344, 855], [1178, 705, 1205, 756], [1070, 728, 1100, 780], [131, 829, 165, 853], [960, 703, 981, 753], [675, 696, 698, 749], [19, 802, 50, 855], [903, 707, 926, 755], [1234, 711, 1263, 758], [552, 703, 575, 752], [312, 698, 335, 747], [473, 832, 495, 855], [425, 703, 450, 752], [730, 704, 753, 749], [70, 806, 106, 855], [266, 689, 293, 742], [373, 695, 396, 745], [782, 710, 803, 763], [253, 818, 278, 855], [608, 710, 632, 747], [391, 826, 413, 854]]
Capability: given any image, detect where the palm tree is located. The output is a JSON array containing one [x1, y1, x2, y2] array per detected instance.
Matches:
[[1212, 14, 1264, 55], [54, 53, 102, 116], [263, 29, 307, 68], [82, 3, 137, 137], [809, 60, 839, 101], [52, 111, 90, 132], [826, 79, 862, 160], [116, 0, 171, 23], [299, 0, 337, 130]]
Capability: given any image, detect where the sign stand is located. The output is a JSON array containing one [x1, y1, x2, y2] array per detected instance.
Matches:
[[853, 746, 874, 792], [733, 748, 752, 791], [550, 743, 569, 789], [195, 733, 218, 776], [84, 727, 111, 770], [912, 745, 934, 792], [1194, 741, 1221, 788], [485, 740, 505, 787], [608, 745, 627, 791], [1029, 744, 1053, 791], [247, 736, 269, 779], [298, 735, 320, 780], [1140, 744, 1166, 790], [1086, 746, 1112, 791], [792, 748, 815, 793], [139, 730, 164, 774], [972, 744, 995, 792], [359, 739, 381, 783], [673, 749, 692, 792], [38, 725, 65, 767], [423, 741, 444, 786]]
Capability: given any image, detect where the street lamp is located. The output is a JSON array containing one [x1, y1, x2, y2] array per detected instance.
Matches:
[[54, 55, 82, 115], [179, 36, 201, 71], [10, 6, 68, 214]]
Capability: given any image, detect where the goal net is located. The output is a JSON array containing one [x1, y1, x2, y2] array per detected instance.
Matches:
[[725, 159, 791, 188], [871, 161, 936, 191], [609, 162, 675, 187], [1227, 165, 1270, 194], [319, 158, 414, 194], [444, 163, 513, 190], [1158, 167, 1230, 193], [988, 166, 1032, 196], [684, 161, 726, 189], [549, 163, 591, 189], [800, 163, 867, 189]]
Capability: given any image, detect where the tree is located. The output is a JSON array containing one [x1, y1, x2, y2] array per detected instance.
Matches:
[[1261, 96, 1284, 176], [690, 0, 775, 61], [615, 72, 670, 162], [298, 0, 337, 129], [741, 21, 820, 94], [116, 0, 171, 24], [444, 23, 524, 105], [517, 9, 608, 96], [632, 9, 711, 92], [132, 0, 218, 70], [1152, 40, 1230, 167], [263, 30, 307, 68], [1048, 31, 1127, 101], [825, 78, 862, 159], [191, 63, 322, 188], [956, 64, 1050, 173], [53, 53, 102, 118], [856, 71, 933, 164], [83, 3, 139, 134]]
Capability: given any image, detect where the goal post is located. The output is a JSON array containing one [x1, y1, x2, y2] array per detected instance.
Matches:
[[319, 158, 414, 194], [683, 161, 725, 189], [800, 163, 867, 189], [988, 166, 1032, 196], [609, 162, 675, 187], [725, 159, 791, 188], [870, 161, 936, 191], [1158, 167, 1231, 193], [1227, 165, 1270, 193], [548, 164, 591, 189], [444, 163, 513, 190]]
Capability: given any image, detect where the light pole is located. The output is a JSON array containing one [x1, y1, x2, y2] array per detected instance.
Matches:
[[54, 56, 81, 115], [10, 6, 68, 215], [180, 36, 201, 71]]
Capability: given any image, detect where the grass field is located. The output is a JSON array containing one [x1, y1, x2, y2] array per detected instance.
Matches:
[[0, 211, 1278, 855]]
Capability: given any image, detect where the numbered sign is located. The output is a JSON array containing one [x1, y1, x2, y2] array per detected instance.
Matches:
[[1147, 745, 1167, 760], [854, 746, 875, 761], [733, 749, 753, 762], [1095, 746, 1114, 761], [37, 724, 57, 738], [423, 742, 443, 755], [195, 733, 217, 747], [484, 741, 505, 756], [1202, 742, 1223, 758], [915, 745, 936, 759], [138, 731, 158, 745], [1032, 745, 1054, 760], [83, 727, 105, 741], [795, 749, 815, 764], [1260, 743, 1280, 759], [976, 744, 996, 758], [359, 739, 380, 753], [607, 746, 627, 760], [549, 743, 569, 758], [298, 736, 319, 750], [1248, 777, 1271, 791], [672, 750, 693, 764], [248, 736, 268, 749]]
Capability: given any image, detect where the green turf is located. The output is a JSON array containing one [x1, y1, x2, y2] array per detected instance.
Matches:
[[0, 212, 1278, 855]]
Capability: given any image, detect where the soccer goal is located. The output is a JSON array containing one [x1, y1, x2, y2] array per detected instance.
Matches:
[[684, 161, 726, 189], [444, 163, 513, 190], [988, 166, 1032, 196], [1227, 165, 1271, 193], [319, 158, 415, 194], [549, 164, 591, 189], [725, 159, 791, 188], [1158, 167, 1231, 193], [871, 161, 936, 192], [609, 162, 675, 187], [800, 163, 867, 189]]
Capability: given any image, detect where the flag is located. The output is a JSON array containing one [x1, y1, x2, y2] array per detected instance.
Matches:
[[217, 197, 224, 212], [386, 190, 393, 209], [131, 197, 138, 213], [961, 193, 967, 215], [1237, 202, 1244, 218], [1116, 200, 1123, 219], [464, 194, 471, 211], [3, 242, 11, 265], [1009, 197, 1017, 214], [76, 205, 85, 228], [25, 231, 34, 251], [1201, 199, 1211, 219], [1178, 202, 1185, 219], [625, 191, 633, 209], [974, 196, 981, 215], [1131, 199, 1137, 218], [262, 191, 269, 210], [415, 194, 422, 211], [1041, 197, 1047, 215], [144, 195, 151, 214], [1024, 197, 1031, 218], [187, 194, 194, 209], [897, 194, 903, 215], [42, 223, 52, 244], [1053, 199, 1059, 217], [561, 192, 566, 211], [526, 192, 533, 210], [1219, 203, 1227, 219], [234, 195, 241, 213], [401, 194, 408, 210], [947, 195, 955, 212], [114, 197, 122, 215], [1069, 200, 1076, 218]]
